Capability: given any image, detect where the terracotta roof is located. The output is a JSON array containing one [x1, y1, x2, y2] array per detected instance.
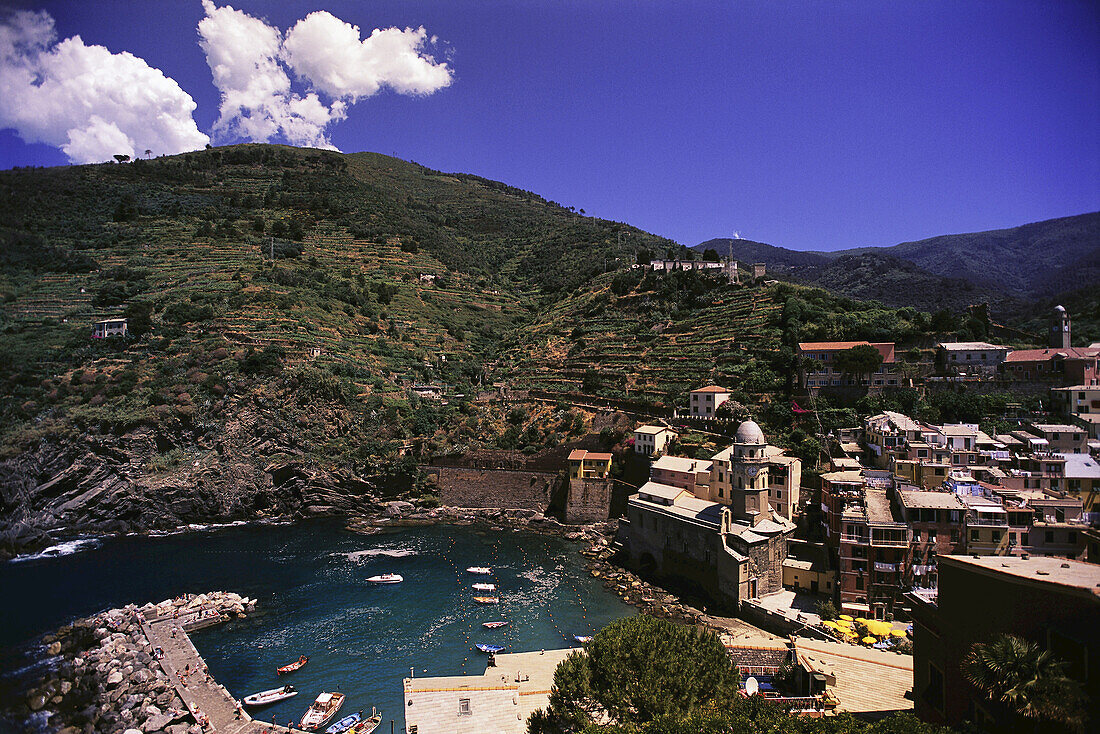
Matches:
[[691, 385, 730, 393], [1005, 347, 1100, 362], [568, 450, 613, 461], [798, 341, 896, 363]]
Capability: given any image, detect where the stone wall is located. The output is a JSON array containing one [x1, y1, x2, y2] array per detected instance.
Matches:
[[565, 478, 612, 524], [427, 466, 561, 512]]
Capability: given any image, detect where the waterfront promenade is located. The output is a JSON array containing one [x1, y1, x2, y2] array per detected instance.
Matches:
[[142, 606, 299, 734]]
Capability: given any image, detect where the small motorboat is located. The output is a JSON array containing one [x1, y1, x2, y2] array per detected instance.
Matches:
[[300, 691, 346, 732], [573, 635, 593, 643], [326, 710, 361, 734], [349, 708, 382, 734], [476, 643, 506, 653], [277, 655, 309, 675], [482, 621, 509, 629], [473, 596, 500, 604], [466, 566, 492, 575], [244, 685, 298, 707], [366, 574, 403, 584], [472, 583, 496, 591]]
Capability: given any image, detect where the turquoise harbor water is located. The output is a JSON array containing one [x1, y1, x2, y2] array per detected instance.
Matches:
[[0, 519, 634, 732]]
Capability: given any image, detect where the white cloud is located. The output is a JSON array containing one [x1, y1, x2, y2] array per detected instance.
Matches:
[[283, 12, 452, 100], [0, 9, 209, 164], [199, 2, 452, 150]]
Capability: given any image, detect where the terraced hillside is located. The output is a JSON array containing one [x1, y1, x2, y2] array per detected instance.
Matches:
[[504, 269, 786, 409]]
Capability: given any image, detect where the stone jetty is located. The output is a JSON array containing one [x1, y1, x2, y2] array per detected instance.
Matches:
[[12, 591, 310, 734]]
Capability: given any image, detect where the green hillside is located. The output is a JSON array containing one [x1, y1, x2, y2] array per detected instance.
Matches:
[[0, 144, 995, 550]]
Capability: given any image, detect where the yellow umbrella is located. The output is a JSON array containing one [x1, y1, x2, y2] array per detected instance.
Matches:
[[839, 614, 853, 621], [835, 619, 852, 627], [868, 621, 892, 636], [891, 630, 907, 638], [822, 620, 837, 628], [861, 636, 877, 645]]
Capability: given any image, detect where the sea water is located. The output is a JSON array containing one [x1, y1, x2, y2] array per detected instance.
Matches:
[[0, 519, 634, 731]]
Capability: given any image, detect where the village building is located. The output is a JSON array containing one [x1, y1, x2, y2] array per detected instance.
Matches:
[[797, 341, 899, 389], [1000, 347, 1100, 386], [565, 449, 613, 523], [1026, 423, 1088, 454], [632, 424, 677, 456], [403, 648, 574, 734], [688, 385, 731, 418], [907, 555, 1100, 730], [819, 467, 911, 618], [622, 420, 796, 609], [648, 455, 711, 494], [892, 490, 966, 587], [935, 341, 1010, 376], [648, 258, 724, 272], [91, 317, 128, 339], [1051, 384, 1100, 439]]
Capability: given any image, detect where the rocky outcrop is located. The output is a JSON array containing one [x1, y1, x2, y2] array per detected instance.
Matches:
[[0, 422, 386, 558], [13, 592, 253, 734]]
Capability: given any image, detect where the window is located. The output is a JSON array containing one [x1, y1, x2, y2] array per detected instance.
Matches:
[[1021, 532, 1028, 546], [991, 530, 1001, 542], [925, 663, 945, 713], [458, 698, 471, 715], [856, 576, 864, 590], [971, 529, 979, 542]]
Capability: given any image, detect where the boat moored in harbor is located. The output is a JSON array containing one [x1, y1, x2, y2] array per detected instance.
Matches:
[[300, 691, 346, 731], [277, 655, 309, 675], [472, 583, 496, 591], [350, 708, 382, 733], [473, 596, 500, 604], [475, 643, 506, 653], [366, 574, 403, 584], [325, 710, 361, 734], [243, 685, 298, 707], [482, 620, 509, 628], [466, 566, 492, 574]]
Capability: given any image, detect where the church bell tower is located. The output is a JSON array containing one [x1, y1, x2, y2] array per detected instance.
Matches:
[[1050, 305, 1071, 349]]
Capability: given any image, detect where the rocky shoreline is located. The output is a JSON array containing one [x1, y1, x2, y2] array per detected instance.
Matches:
[[12, 591, 253, 734]]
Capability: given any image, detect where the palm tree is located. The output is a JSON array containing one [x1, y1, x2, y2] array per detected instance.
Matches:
[[962, 634, 1086, 731]]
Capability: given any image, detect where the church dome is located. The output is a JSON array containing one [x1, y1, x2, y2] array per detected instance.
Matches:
[[735, 420, 765, 444], [1054, 304, 1066, 313]]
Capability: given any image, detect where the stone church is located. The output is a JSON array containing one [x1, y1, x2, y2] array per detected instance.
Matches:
[[622, 420, 796, 609]]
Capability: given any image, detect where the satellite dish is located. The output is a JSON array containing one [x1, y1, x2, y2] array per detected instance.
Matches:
[[745, 676, 759, 696]]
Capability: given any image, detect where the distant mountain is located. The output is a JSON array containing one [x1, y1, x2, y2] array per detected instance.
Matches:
[[695, 212, 1100, 316]]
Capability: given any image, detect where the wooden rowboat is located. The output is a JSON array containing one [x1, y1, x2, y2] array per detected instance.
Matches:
[[277, 655, 308, 675], [473, 596, 500, 604]]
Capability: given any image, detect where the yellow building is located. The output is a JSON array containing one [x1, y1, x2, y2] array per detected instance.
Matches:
[[567, 450, 612, 480]]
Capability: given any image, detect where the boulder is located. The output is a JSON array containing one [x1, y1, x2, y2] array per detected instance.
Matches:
[[47, 641, 62, 656], [144, 712, 173, 732], [27, 693, 47, 711], [106, 670, 124, 687]]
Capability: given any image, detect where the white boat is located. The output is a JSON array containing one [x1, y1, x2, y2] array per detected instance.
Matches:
[[466, 566, 492, 574], [301, 691, 346, 731], [243, 685, 299, 707], [573, 635, 593, 643], [366, 574, 403, 584], [473, 596, 500, 604], [472, 583, 496, 591]]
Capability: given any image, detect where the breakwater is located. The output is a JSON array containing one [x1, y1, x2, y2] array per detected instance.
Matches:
[[16, 592, 255, 734]]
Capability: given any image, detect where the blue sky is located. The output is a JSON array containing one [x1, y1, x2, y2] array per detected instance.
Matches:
[[1, 1, 1097, 251]]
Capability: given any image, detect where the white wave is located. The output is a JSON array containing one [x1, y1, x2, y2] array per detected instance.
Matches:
[[343, 546, 418, 562], [10, 538, 100, 563]]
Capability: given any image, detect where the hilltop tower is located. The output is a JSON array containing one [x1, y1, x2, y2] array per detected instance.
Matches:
[[1050, 305, 1071, 349]]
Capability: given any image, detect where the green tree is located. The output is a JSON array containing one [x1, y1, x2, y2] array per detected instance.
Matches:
[[962, 634, 1086, 731], [832, 344, 883, 384], [531, 616, 739, 732]]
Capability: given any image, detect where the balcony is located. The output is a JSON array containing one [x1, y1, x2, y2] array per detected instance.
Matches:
[[874, 561, 901, 572], [967, 517, 1008, 527], [839, 534, 868, 544]]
